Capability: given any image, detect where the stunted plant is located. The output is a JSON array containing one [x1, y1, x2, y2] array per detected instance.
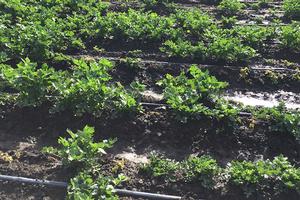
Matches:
[[142, 154, 180, 182], [119, 57, 142, 70], [184, 156, 221, 189]]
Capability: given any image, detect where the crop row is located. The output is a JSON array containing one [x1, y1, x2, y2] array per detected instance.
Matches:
[[123, 0, 299, 20], [76, 54, 300, 87], [0, 58, 143, 117], [159, 65, 300, 140], [143, 153, 300, 199], [1, 59, 299, 141], [1, 1, 300, 65]]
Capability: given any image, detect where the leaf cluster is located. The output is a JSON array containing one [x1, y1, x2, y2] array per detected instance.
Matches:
[[158, 65, 238, 121], [218, 0, 246, 16], [280, 22, 300, 52], [253, 103, 300, 141], [43, 125, 126, 200], [142, 154, 180, 181], [68, 172, 126, 200], [43, 126, 116, 167], [228, 156, 300, 197]]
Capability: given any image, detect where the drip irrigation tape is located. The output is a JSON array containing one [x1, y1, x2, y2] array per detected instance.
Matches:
[[115, 189, 182, 200], [0, 175, 68, 188], [74, 54, 298, 72], [0, 174, 182, 200], [140, 102, 254, 117]]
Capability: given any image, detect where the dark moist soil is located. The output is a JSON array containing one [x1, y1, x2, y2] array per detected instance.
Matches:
[[104, 54, 300, 93], [59, 57, 296, 95], [0, 104, 299, 200], [1, 50, 299, 200], [85, 34, 300, 66]]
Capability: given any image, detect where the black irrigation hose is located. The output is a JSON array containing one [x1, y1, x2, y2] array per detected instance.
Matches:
[[111, 0, 283, 6], [116, 189, 182, 200], [140, 102, 169, 107], [74, 54, 299, 72], [240, 0, 282, 4], [0, 175, 68, 188], [0, 175, 182, 200]]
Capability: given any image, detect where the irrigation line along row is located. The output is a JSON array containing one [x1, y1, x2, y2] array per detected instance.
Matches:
[[178, 5, 285, 13], [74, 54, 299, 72], [0, 175, 182, 200], [110, 0, 283, 6], [109, 1, 286, 19], [240, 0, 282, 5], [140, 102, 253, 117], [113, 1, 285, 15]]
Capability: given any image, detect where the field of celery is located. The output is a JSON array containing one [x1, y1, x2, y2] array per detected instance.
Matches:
[[0, 0, 300, 199]]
